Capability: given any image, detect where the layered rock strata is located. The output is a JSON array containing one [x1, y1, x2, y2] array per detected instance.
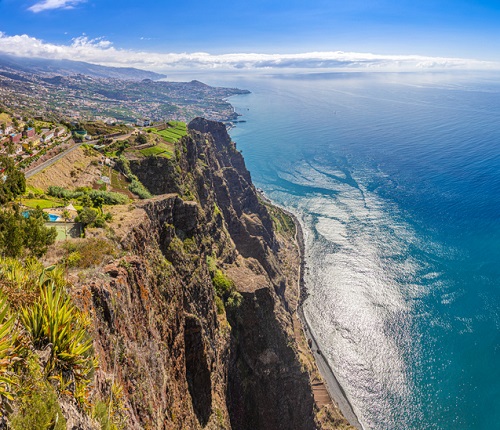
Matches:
[[74, 118, 353, 429]]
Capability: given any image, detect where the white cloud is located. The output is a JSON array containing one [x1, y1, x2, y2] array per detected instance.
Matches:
[[0, 32, 498, 72], [28, 0, 87, 13]]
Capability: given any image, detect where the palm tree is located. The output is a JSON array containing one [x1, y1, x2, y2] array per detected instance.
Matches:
[[62, 209, 71, 240]]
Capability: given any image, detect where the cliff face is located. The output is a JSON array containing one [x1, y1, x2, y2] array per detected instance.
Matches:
[[77, 118, 324, 429]]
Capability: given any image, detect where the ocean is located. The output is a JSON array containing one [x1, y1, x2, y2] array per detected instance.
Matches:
[[177, 71, 500, 429]]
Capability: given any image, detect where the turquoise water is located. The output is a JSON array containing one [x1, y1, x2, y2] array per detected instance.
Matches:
[[185, 71, 499, 429], [22, 211, 59, 222]]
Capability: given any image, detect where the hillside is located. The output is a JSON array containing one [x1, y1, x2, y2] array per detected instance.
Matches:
[[0, 119, 354, 429]]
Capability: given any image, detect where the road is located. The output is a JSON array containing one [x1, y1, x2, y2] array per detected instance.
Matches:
[[24, 131, 135, 179], [24, 141, 85, 178]]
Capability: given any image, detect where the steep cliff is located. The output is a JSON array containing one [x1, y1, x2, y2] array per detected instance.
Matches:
[[69, 119, 352, 429]]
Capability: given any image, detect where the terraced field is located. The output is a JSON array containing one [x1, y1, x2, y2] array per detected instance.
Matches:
[[147, 121, 187, 143], [139, 142, 173, 158]]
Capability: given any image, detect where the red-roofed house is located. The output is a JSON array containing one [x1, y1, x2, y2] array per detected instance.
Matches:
[[23, 127, 35, 138], [10, 133, 21, 144]]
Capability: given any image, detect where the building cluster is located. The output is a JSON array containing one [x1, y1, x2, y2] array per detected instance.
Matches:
[[0, 115, 69, 160]]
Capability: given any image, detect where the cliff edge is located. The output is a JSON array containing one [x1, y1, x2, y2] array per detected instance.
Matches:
[[62, 119, 354, 429]]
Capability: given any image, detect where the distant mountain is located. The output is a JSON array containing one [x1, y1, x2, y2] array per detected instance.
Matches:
[[0, 53, 166, 81]]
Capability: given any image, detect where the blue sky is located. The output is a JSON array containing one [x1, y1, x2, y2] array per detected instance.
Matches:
[[1, 0, 500, 71]]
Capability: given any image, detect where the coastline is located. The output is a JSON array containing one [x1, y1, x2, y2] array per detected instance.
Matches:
[[261, 192, 363, 429]]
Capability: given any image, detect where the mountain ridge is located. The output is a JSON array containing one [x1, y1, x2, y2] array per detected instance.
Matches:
[[0, 52, 166, 81]]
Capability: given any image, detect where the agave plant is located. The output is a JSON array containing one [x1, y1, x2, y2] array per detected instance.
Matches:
[[21, 282, 95, 389], [0, 292, 18, 403], [20, 301, 45, 348]]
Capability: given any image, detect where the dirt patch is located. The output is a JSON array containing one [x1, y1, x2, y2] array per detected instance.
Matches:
[[27, 146, 103, 191], [106, 204, 147, 242]]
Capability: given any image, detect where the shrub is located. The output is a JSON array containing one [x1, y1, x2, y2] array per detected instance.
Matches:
[[63, 238, 116, 269], [215, 296, 225, 315], [226, 291, 243, 309], [89, 190, 128, 205], [115, 155, 152, 199], [0, 258, 66, 309], [209, 265, 243, 312], [92, 381, 128, 430], [183, 237, 197, 254], [135, 134, 148, 145], [128, 180, 152, 199], [9, 382, 66, 430], [212, 269, 233, 299], [66, 251, 82, 268], [47, 186, 78, 199], [48, 187, 128, 205]]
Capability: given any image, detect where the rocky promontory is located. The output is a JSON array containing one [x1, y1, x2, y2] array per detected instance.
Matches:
[[6, 118, 354, 429]]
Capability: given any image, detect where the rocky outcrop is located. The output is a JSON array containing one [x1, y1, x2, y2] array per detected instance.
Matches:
[[76, 119, 344, 429]]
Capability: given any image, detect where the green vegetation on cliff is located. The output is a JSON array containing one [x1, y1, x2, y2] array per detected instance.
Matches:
[[207, 256, 243, 314], [147, 121, 187, 143]]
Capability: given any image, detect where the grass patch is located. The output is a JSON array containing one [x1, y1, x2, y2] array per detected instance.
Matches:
[[22, 198, 59, 209], [25, 185, 44, 196], [110, 169, 130, 193], [9, 381, 66, 430], [262, 202, 297, 237], [206, 259, 243, 313], [83, 121, 130, 137], [139, 142, 173, 158], [0, 112, 12, 125]]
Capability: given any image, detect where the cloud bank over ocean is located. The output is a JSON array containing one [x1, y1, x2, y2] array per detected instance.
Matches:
[[0, 32, 497, 72]]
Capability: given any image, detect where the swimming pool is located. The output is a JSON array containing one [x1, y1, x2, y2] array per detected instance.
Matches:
[[22, 211, 60, 222]]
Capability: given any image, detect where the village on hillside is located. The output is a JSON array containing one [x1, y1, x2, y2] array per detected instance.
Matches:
[[0, 111, 73, 166]]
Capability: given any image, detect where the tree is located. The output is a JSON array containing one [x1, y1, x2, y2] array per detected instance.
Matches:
[[90, 195, 104, 213], [0, 156, 26, 204], [0, 207, 56, 257], [0, 208, 24, 257], [80, 193, 92, 208], [75, 207, 97, 228], [22, 207, 57, 257], [135, 134, 147, 145], [62, 209, 71, 240], [6, 141, 15, 156]]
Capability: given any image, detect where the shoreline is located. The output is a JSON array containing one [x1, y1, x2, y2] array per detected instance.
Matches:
[[262, 192, 363, 429]]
